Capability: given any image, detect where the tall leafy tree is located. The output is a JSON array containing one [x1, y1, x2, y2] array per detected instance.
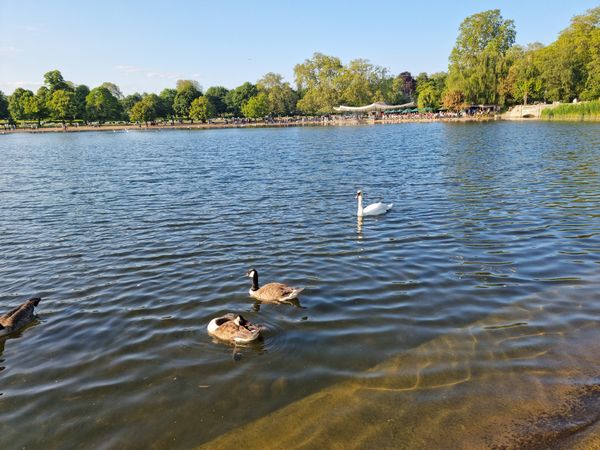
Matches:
[[173, 80, 202, 120], [294, 53, 343, 114], [44, 70, 71, 92], [189, 96, 216, 122], [121, 93, 143, 118], [256, 73, 298, 116], [73, 85, 90, 122], [225, 82, 258, 116], [99, 82, 124, 100], [129, 94, 160, 126], [8, 88, 30, 122], [446, 9, 516, 105], [0, 90, 9, 120], [204, 86, 229, 116], [48, 89, 75, 124], [536, 6, 600, 102], [241, 93, 270, 118], [159, 88, 177, 123], [416, 72, 447, 109], [506, 44, 544, 105], [86, 86, 122, 123]]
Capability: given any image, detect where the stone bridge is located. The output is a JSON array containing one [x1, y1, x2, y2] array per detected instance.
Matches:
[[502, 103, 558, 119]]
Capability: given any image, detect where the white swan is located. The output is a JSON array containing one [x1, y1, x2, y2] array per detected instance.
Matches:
[[356, 190, 392, 216]]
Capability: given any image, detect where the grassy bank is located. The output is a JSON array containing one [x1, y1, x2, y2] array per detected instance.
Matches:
[[542, 100, 600, 121]]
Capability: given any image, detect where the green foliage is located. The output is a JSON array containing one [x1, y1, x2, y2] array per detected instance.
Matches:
[[73, 85, 90, 121], [204, 86, 229, 116], [416, 72, 447, 109], [173, 81, 202, 119], [48, 89, 75, 123], [86, 87, 122, 123], [535, 7, 600, 102], [0, 91, 8, 119], [44, 70, 71, 92], [294, 53, 343, 114], [257, 73, 298, 116], [241, 92, 270, 118], [225, 82, 258, 116], [121, 93, 143, 116], [447, 9, 516, 105], [159, 88, 177, 120], [506, 44, 544, 104], [189, 96, 216, 122], [542, 99, 600, 119], [129, 94, 160, 125], [100, 82, 123, 100]]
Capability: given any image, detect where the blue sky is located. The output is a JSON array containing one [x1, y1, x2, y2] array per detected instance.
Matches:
[[1, 0, 598, 95]]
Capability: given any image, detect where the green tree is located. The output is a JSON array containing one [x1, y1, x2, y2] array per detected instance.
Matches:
[[204, 86, 229, 116], [535, 6, 600, 102], [294, 52, 343, 114], [173, 80, 202, 120], [506, 44, 544, 104], [416, 72, 447, 109], [189, 96, 216, 122], [159, 88, 177, 123], [129, 94, 160, 126], [241, 92, 270, 118], [44, 70, 71, 92], [8, 88, 30, 122], [86, 86, 122, 123], [0, 91, 8, 120], [99, 82, 124, 100], [48, 89, 75, 124], [446, 9, 516, 105], [337, 59, 389, 106], [225, 82, 258, 116], [73, 85, 90, 122], [121, 93, 143, 118], [257, 73, 298, 116]]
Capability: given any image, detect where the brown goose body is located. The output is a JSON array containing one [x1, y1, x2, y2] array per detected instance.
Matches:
[[0, 297, 41, 337], [246, 269, 304, 303], [207, 313, 262, 344]]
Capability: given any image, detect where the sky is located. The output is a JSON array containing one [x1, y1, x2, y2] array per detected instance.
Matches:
[[1, 0, 598, 95]]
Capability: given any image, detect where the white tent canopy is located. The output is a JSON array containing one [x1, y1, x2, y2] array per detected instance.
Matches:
[[333, 101, 416, 112]]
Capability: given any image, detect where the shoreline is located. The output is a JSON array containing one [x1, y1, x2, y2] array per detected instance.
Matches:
[[0, 116, 499, 135]]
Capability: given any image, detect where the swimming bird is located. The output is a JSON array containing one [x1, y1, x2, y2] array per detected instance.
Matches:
[[356, 190, 393, 217], [246, 268, 304, 303], [0, 297, 41, 337], [207, 313, 262, 344]]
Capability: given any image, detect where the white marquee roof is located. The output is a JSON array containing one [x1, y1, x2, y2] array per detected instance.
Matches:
[[333, 101, 416, 112]]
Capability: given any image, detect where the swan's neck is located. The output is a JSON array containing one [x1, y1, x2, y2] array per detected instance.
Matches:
[[250, 273, 259, 291], [357, 196, 363, 216]]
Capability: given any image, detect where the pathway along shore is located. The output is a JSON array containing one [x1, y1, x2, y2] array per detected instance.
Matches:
[[0, 115, 498, 135]]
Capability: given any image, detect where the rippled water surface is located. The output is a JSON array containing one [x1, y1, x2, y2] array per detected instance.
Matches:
[[1, 123, 599, 449]]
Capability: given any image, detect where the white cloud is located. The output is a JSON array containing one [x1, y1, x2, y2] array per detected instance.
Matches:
[[145, 71, 183, 79], [0, 81, 42, 93], [0, 46, 21, 55], [115, 65, 144, 74]]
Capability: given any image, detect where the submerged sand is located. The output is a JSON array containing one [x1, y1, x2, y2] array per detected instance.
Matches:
[[199, 298, 600, 449]]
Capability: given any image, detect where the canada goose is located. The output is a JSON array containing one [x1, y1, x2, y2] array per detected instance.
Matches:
[[356, 190, 393, 216], [246, 268, 304, 303], [207, 313, 262, 344], [0, 297, 41, 337]]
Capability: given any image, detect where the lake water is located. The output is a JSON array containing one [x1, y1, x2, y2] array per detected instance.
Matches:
[[1, 122, 599, 449]]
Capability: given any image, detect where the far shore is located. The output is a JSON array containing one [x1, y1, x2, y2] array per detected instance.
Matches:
[[0, 115, 503, 135]]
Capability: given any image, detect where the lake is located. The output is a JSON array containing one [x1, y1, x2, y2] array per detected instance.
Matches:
[[1, 122, 599, 449]]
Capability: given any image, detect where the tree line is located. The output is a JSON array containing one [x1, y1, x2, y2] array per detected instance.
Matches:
[[0, 6, 598, 126]]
